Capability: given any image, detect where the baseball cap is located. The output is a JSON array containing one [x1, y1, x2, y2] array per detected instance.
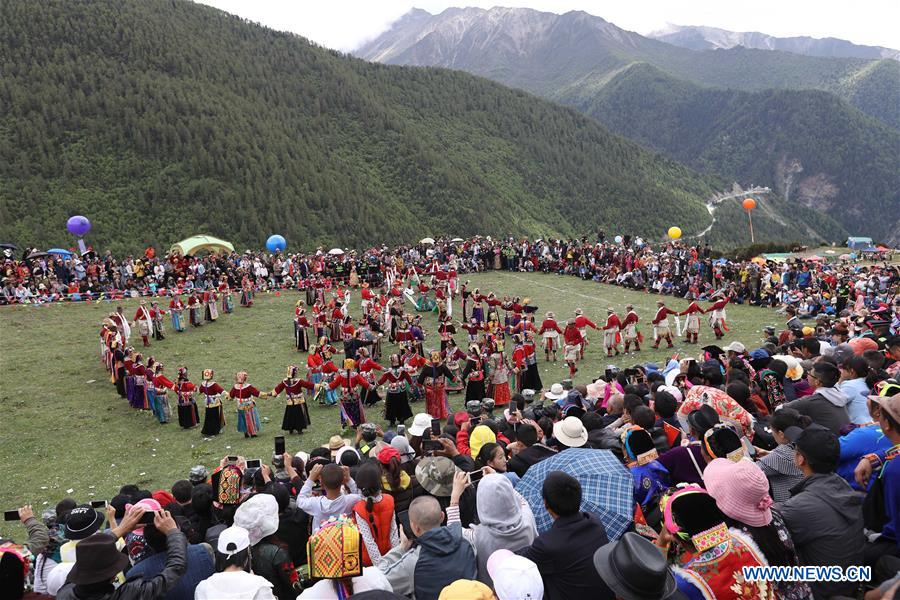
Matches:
[[723, 341, 746, 354], [870, 380, 900, 423], [785, 424, 840, 470], [487, 549, 544, 600], [217, 525, 251, 557]]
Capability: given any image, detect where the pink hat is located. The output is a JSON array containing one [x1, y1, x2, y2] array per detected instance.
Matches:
[[125, 498, 162, 513], [703, 458, 772, 527]]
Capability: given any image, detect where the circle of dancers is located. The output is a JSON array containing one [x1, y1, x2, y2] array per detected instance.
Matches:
[[98, 263, 738, 439]]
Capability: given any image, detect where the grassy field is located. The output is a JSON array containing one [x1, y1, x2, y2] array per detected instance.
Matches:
[[0, 271, 779, 526]]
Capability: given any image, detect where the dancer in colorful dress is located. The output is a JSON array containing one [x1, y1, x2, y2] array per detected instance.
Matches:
[[443, 340, 466, 393], [328, 359, 371, 429], [539, 312, 562, 362], [149, 301, 166, 341], [219, 276, 234, 314], [239, 276, 253, 307], [270, 365, 316, 434], [130, 353, 148, 410], [111, 338, 126, 398], [294, 301, 311, 352], [417, 351, 455, 421], [562, 321, 583, 378], [174, 366, 200, 429], [357, 348, 383, 407], [123, 347, 136, 404], [169, 295, 185, 332], [621, 304, 642, 352], [230, 371, 266, 438], [522, 332, 543, 392], [205, 286, 219, 321], [461, 345, 487, 403], [151, 362, 175, 424], [488, 351, 511, 407], [680, 300, 704, 344], [199, 369, 226, 436], [187, 291, 203, 327], [377, 354, 413, 427]]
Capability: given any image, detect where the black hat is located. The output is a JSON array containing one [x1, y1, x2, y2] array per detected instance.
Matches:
[[785, 424, 840, 471], [686, 405, 720, 436], [69, 532, 130, 584], [593, 532, 678, 600], [64, 506, 103, 540]]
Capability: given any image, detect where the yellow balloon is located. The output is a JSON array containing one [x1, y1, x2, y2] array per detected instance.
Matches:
[[668, 226, 682, 239]]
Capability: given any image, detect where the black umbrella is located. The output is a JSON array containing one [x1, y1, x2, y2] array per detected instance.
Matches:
[[26, 251, 50, 259], [0, 243, 17, 250]]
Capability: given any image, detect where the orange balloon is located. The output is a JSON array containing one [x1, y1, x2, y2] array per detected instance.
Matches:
[[742, 198, 757, 210]]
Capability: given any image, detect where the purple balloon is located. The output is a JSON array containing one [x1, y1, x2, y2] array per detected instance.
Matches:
[[66, 215, 91, 237]]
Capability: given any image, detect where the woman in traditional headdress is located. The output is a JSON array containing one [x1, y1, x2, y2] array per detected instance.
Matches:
[[130, 352, 148, 410], [270, 365, 315, 434], [417, 350, 456, 420], [657, 485, 774, 600], [174, 366, 200, 429], [110, 338, 127, 398], [356, 347, 383, 408], [377, 354, 413, 427], [443, 339, 466, 393], [199, 369, 226, 436], [487, 351, 511, 407], [151, 362, 175, 424], [239, 275, 253, 307], [328, 359, 371, 429], [230, 371, 266, 438], [218, 275, 234, 314], [294, 301, 311, 352]]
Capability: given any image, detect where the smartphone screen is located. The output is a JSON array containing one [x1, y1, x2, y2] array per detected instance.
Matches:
[[422, 428, 431, 440], [274, 436, 285, 456], [227, 455, 238, 463], [430, 418, 441, 437], [468, 469, 485, 484], [246, 459, 262, 470], [3, 510, 18, 521], [397, 510, 415, 539], [139, 510, 156, 525], [89, 500, 108, 509]]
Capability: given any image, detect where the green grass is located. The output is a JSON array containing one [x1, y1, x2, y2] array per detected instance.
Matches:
[[0, 272, 779, 531]]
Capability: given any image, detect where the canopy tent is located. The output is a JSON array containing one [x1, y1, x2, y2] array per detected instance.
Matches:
[[761, 252, 791, 263], [876, 246, 892, 252], [169, 235, 234, 256], [846, 237, 873, 250]]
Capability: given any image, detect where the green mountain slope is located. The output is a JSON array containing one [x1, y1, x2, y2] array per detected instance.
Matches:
[[582, 64, 900, 242], [0, 0, 745, 254]]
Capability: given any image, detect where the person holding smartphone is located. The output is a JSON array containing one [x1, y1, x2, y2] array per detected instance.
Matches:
[[1, 505, 49, 556]]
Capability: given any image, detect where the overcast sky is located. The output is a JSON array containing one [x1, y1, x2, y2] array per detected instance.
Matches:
[[197, 0, 899, 52]]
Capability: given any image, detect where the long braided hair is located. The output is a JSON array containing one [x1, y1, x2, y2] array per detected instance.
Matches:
[[354, 462, 384, 538]]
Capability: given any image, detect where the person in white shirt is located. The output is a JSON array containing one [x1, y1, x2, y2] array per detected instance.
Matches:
[[296, 463, 362, 532], [194, 525, 275, 600]]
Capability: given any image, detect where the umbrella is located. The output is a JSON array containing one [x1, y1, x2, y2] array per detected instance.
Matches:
[[451, 238, 464, 243], [676, 385, 755, 439], [750, 256, 766, 266], [714, 258, 728, 265], [515, 449, 633, 539], [0, 243, 17, 251], [839, 253, 851, 260], [47, 248, 74, 256], [824, 250, 836, 255], [420, 237, 435, 245], [327, 248, 344, 256], [26, 251, 50, 259]]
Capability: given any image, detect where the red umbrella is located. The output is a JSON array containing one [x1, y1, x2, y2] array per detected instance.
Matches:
[[677, 385, 755, 439]]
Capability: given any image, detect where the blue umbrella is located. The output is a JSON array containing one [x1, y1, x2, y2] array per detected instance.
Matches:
[[515, 448, 633, 539], [47, 248, 74, 256]]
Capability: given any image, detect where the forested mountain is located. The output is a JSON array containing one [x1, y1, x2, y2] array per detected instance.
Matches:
[[356, 6, 899, 241], [583, 64, 900, 243], [649, 25, 900, 61], [357, 8, 900, 130], [0, 0, 737, 255]]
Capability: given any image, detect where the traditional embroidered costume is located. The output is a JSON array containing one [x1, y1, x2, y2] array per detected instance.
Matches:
[[174, 367, 200, 429], [230, 372, 264, 437], [271, 366, 315, 434], [199, 370, 226, 436]]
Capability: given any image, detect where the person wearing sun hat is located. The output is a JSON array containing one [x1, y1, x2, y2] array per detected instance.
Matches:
[[656, 485, 771, 600], [551, 416, 588, 449], [703, 458, 812, 600]]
